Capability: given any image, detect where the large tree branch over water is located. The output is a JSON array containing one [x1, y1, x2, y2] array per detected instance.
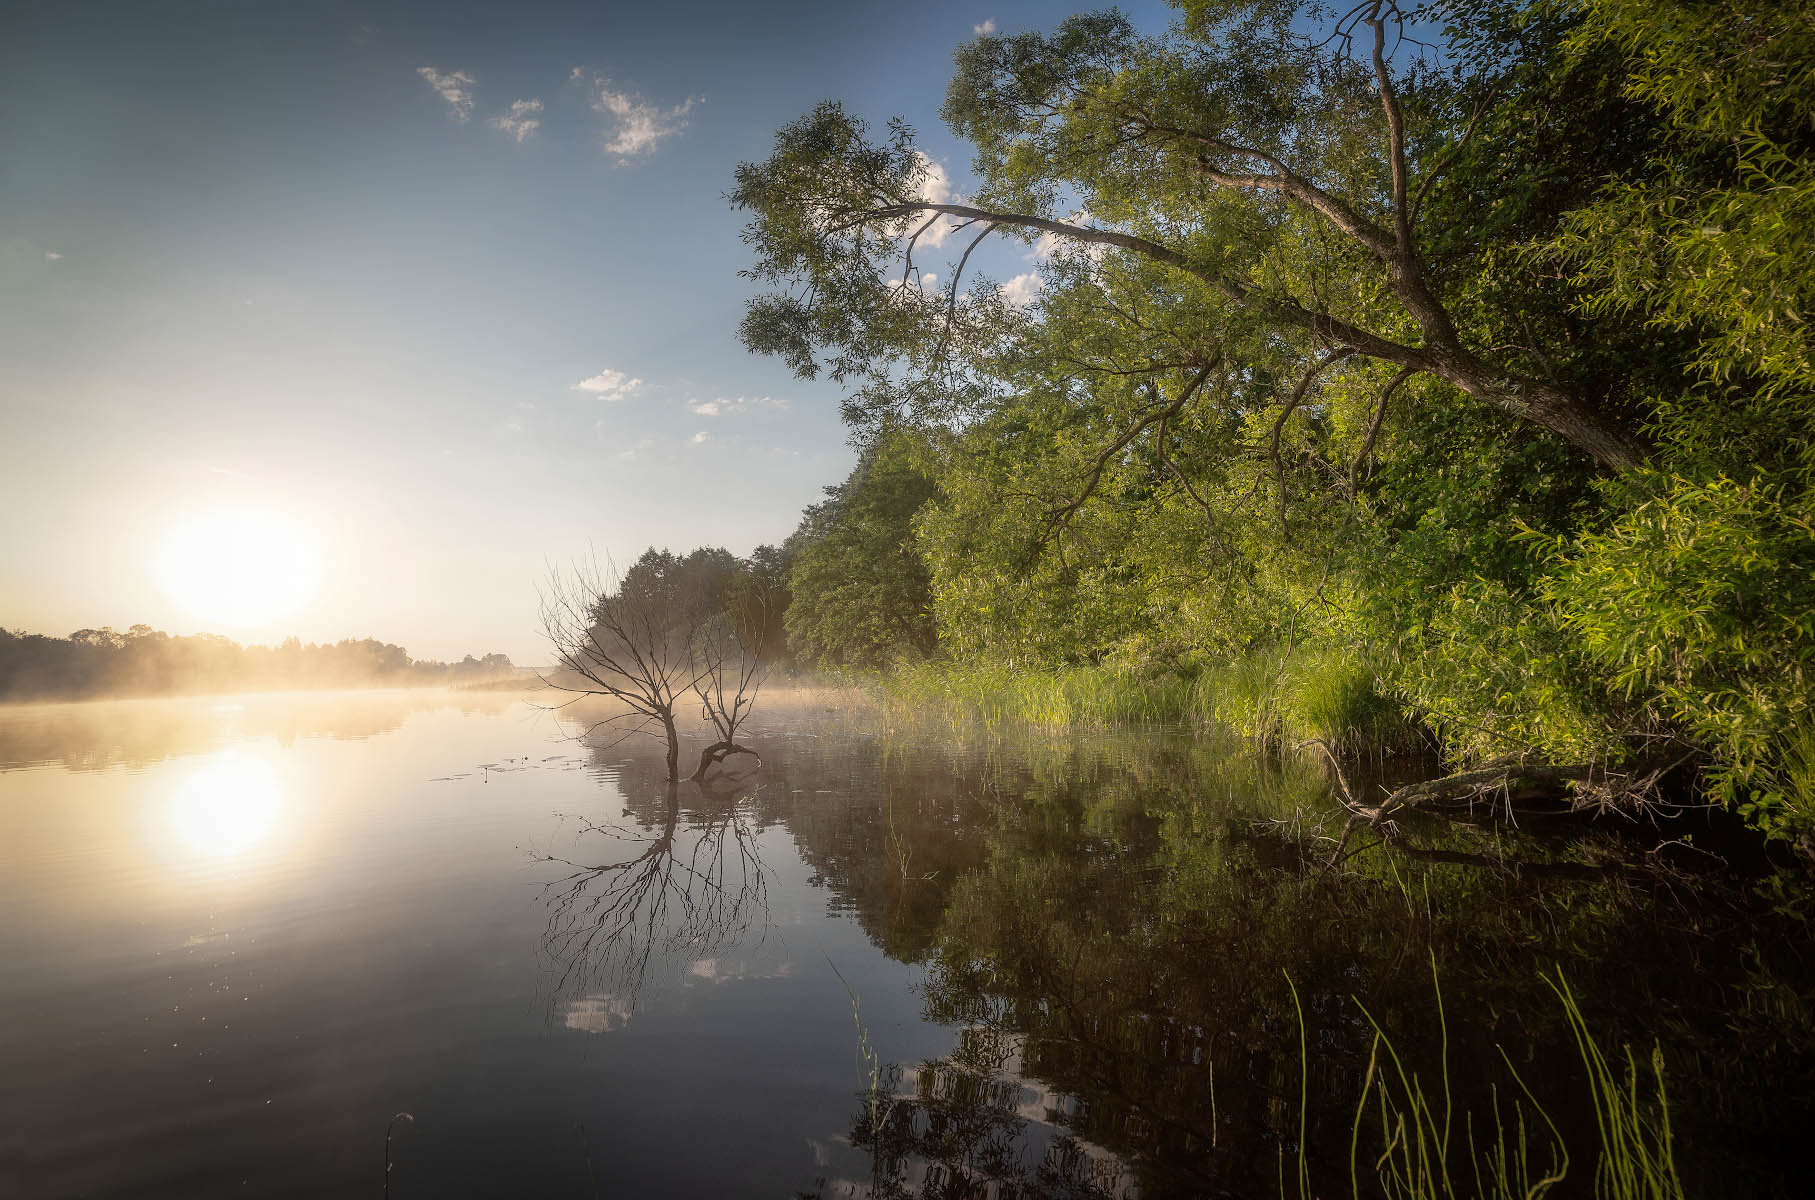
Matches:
[[732, 2, 1649, 472]]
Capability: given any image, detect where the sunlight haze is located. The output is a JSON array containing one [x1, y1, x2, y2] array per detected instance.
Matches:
[[1, 0, 1129, 661]]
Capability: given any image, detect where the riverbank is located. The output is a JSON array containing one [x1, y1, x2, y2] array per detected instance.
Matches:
[[852, 652, 1422, 754], [835, 654, 1815, 880]]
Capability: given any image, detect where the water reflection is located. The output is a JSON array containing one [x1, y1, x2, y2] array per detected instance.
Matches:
[[6, 691, 1813, 1197], [562, 990, 635, 1034], [0, 687, 529, 774], [167, 751, 282, 857], [740, 714, 1815, 1200], [537, 777, 772, 1013]]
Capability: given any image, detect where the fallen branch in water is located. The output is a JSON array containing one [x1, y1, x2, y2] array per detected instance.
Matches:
[[1297, 746, 1701, 874]]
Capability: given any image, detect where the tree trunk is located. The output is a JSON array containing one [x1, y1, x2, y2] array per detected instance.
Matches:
[[690, 740, 761, 783], [661, 711, 680, 780], [1431, 354, 1649, 472]]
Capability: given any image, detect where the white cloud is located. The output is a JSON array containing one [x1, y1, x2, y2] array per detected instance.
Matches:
[[887, 271, 938, 294], [588, 77, 699, 161], [686, 394, 787, 417], [572, 368, 643, 401], [974, 19, 997, 35], [44, 250, 61, 261], [417, 67, 476, 122], [489, 98, 543, 142], [1000, 272, 1042, 307], [690, 431, 709, 445], [911, 152, 962, 248]]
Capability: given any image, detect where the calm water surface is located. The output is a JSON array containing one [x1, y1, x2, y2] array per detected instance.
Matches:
[[2, 689, 1811, 1198]]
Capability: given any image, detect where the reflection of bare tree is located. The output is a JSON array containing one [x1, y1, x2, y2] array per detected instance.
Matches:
[[537, 780, 772, 1009]]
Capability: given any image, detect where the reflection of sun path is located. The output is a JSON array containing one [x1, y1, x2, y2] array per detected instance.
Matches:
[[169, 751, 283, 857]]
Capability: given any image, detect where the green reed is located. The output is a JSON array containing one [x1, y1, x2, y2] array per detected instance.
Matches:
[[1285, 959, 1680, 1200]]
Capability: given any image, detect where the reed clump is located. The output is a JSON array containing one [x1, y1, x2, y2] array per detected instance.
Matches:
[[1283, 962, 1683, 1200]]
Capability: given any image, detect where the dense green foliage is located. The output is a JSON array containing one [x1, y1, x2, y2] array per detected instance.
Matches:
[[749, 0, 1815, 839], [604, 545, 791, 662], [781, 432, 939, 668]]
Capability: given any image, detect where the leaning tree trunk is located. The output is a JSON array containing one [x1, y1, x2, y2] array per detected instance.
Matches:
[[690, 740, 761, 783], [1423, 349, 1650, 473]]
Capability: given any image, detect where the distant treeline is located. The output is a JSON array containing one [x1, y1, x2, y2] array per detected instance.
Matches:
[[0, 624, 517, 702]]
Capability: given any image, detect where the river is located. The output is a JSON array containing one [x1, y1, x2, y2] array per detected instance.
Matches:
[[1, 688, 1808, 1197]]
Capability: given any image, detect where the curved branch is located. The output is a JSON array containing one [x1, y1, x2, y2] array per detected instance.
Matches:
[[1367, 9, 1412, 254], [1270, 348, 1357, 541], [859, 201, 1430, 368], [1036, 359, 1217, 553], [1350, 366, 1416, 497]]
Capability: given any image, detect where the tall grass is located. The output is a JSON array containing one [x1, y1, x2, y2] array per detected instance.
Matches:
[[867, 649, 1421, 757]]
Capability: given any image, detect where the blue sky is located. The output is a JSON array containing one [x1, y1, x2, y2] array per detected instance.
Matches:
[[1, 0, 1173, 662]]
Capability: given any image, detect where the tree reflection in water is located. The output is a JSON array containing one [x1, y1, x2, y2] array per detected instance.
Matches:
[[537, 769, 771, 1012], [524, 705, 1812, 1197], [776, 718, 1815, 1200]]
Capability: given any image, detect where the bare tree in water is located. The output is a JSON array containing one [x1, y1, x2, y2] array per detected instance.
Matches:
[[687, 570, 776, 781], [541, 550, 773, 781]]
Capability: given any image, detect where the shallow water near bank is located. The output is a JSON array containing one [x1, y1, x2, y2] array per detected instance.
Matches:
[[1, 688, 1810, 1198]]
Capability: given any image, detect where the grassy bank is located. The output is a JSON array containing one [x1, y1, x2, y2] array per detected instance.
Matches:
[[860, 650, 1425, 758]]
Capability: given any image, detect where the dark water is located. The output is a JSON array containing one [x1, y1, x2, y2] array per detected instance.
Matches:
[[1, 689, 1811, 1198]]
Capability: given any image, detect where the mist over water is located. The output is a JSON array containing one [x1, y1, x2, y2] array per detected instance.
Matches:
[[2, 690, 1810, 1197]]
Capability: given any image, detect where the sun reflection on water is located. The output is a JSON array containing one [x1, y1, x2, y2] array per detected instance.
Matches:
[[169, 752, 283, 857]]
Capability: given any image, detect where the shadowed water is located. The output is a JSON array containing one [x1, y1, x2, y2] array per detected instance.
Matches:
[[1, 689, 1810, 1198]]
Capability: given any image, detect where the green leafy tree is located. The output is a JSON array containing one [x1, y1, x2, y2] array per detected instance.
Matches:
[[784, 431, 940, 667], [737, 0, 1815, 833]]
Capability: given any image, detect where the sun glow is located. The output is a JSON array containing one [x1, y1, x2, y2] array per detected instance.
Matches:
[[158, 509, 319, 630], [169, 752, 283, 858]]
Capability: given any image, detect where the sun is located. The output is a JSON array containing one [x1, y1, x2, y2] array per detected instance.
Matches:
[[159, 508, 319, 630]]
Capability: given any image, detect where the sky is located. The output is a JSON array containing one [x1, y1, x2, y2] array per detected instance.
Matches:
[[1, 0, 1173, 664]]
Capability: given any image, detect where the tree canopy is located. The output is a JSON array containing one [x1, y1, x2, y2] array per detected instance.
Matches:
[[744, 0, 1815, 837]]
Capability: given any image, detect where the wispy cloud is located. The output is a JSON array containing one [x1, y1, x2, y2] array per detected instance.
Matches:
[[974, 19, 998, 35], [690, 431, 710, 445], [489, 98, 543, 142], [417, 67, 476, 122], [572, 368, 643, 401], [1000, 272, 1042, 307], [583, 75, 699, 162], [44, 250, 62, 261], [614, 434, 654, 460], [686, 394, 787, 417]]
